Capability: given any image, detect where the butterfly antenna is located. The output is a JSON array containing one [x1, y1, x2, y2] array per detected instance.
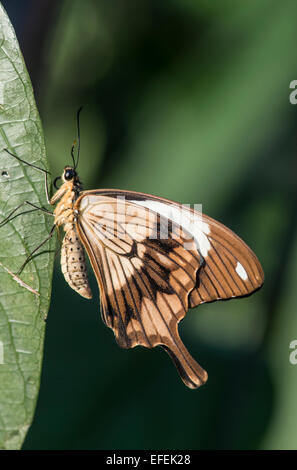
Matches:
[[70, 140, 77, 168], [75, 106, 82, 170], [70, 106, 83, 169]]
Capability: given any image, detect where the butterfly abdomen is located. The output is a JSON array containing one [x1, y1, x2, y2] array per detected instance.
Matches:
[[51, 182, 92, 299], [61, 228, 92, 299]]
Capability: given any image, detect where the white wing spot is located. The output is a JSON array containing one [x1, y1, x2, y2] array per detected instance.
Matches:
[[236, 262, 248, 281]]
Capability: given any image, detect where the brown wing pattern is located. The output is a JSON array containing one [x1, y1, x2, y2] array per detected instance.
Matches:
[[75, 190, 264, 389], [76, 194, 208, 388]]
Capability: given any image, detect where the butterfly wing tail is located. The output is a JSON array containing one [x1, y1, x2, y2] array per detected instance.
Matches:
[[161, 327, 208, 389]]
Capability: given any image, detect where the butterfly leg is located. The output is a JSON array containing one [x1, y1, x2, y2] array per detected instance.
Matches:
[[0, 201, 53, 228], [4, 149, 52, 204], [16, 224, 57, 275], [43, 169, 51, 204]]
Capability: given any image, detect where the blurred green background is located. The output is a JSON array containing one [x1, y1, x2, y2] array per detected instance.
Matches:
[[2, 0, 297, 450]]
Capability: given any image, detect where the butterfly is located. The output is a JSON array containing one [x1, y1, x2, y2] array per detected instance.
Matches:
[[3, 111, 264, 389], [50, 173, 264, 389]]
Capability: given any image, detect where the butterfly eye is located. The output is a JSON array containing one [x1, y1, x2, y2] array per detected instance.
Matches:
[[64, 168, 76, 181]]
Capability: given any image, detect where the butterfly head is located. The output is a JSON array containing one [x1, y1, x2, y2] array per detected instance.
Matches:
[[53, 166, 82, 191], [63, 165, 82, 192], [63, 166, 78, 183]]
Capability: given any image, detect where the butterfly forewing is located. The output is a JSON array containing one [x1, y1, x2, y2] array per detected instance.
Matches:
[[74, 189, 264, 389], [187, 216, 264, 307]]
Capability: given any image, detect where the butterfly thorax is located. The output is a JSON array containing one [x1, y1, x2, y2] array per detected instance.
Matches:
[[52, 182, 78, 231], [51, 169, 82, 230], [50, 167, 92, 299]]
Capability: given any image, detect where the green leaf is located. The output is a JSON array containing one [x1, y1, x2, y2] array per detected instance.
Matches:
[[0, 4, 55, 450]]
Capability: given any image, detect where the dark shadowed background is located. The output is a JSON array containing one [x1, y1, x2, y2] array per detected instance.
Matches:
[[2, 0, 297, 450]]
